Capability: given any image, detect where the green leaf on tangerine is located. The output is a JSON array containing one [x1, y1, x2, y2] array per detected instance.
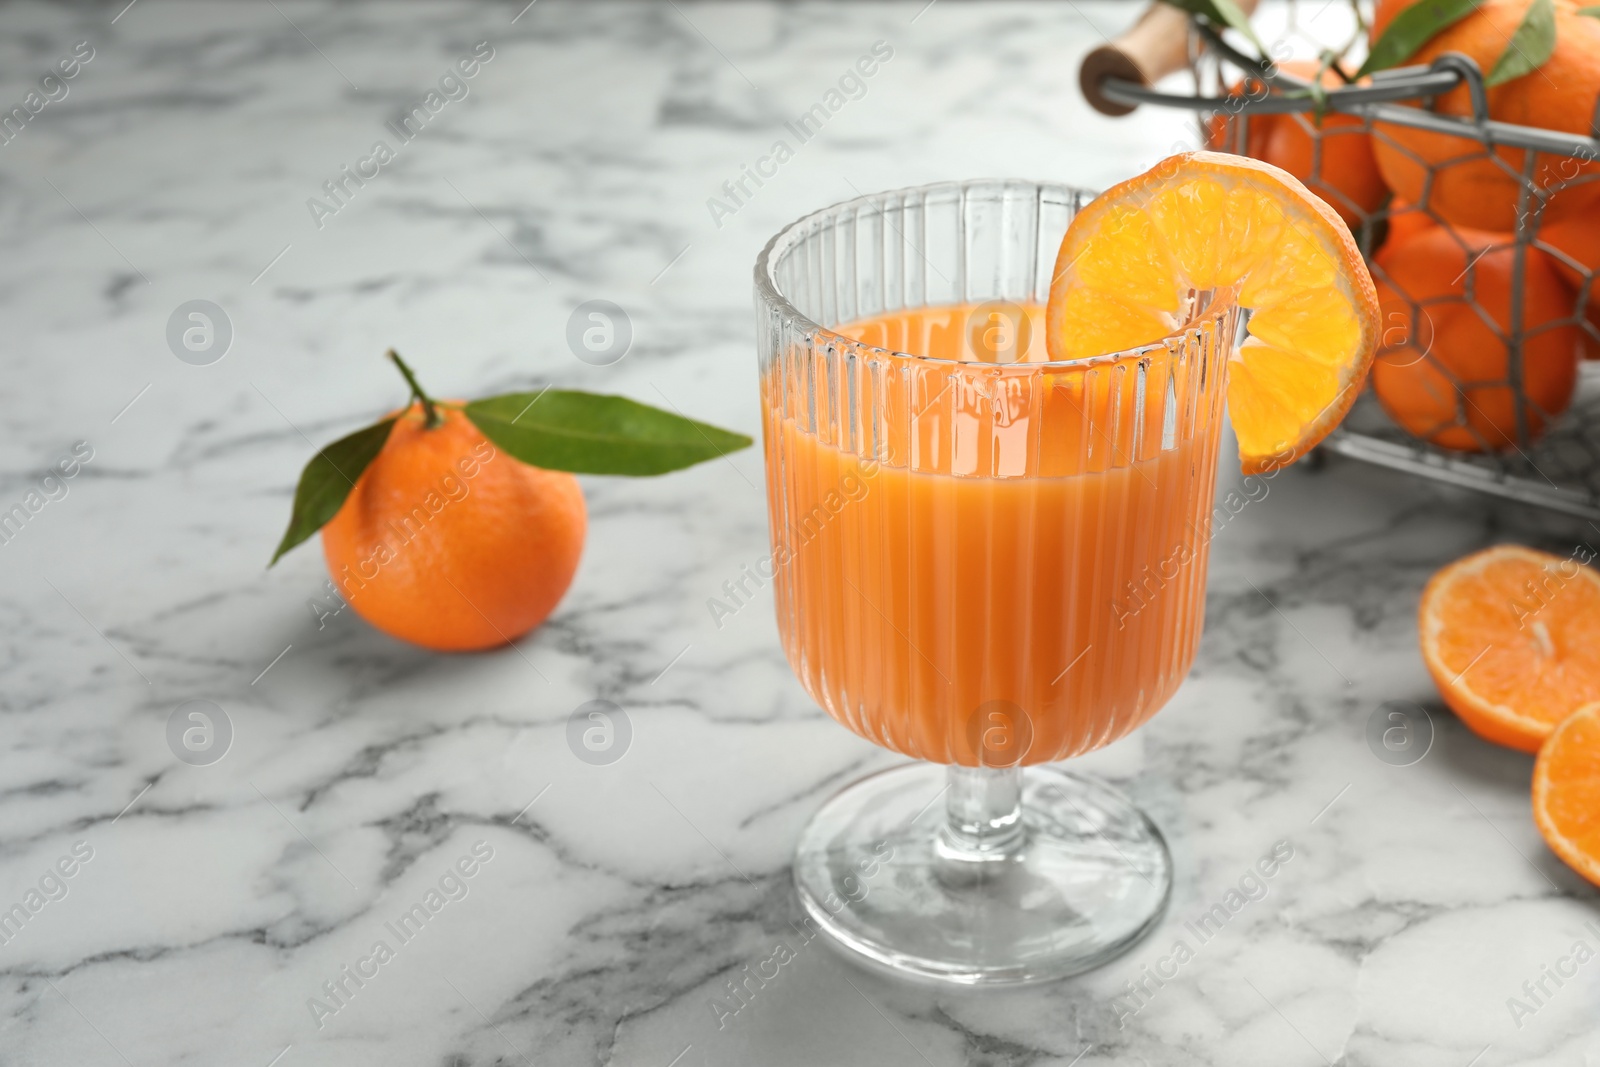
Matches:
[[268, 417, 397, 566], [1486, 0, 1555, 86], [1358, 0, 1482, 77], [464, 390, 752, 476]]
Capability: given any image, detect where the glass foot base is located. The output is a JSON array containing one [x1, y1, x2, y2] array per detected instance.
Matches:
[[793, 762, 1172, 985]]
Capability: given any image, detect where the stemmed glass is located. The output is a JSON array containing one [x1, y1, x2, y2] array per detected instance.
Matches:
[[753, 180, 1239, 983]]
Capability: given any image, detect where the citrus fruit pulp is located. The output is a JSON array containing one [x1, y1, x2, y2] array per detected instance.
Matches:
[[1046, 151, 1381, 474], [1420, 545, 1600, 752], [1533, 701, 1600, 888]]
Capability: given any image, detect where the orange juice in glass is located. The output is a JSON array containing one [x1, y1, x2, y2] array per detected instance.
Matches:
[[756, 182, 1236, 983]]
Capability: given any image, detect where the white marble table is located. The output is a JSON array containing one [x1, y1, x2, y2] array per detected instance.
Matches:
[[2, 1, 1597, 1064]]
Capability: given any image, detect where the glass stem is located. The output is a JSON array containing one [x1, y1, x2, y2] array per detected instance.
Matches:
[[942, 764, 1024, 857]]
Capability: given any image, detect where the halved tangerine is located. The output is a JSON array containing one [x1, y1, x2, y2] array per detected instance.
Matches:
[[1533, 701, 1600, 888], [1420, 545, 1600, 752], [1046, 151, 1381, 474]]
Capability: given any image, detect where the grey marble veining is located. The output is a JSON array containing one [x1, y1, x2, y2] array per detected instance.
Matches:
[[1, 1, 1597, 1064]]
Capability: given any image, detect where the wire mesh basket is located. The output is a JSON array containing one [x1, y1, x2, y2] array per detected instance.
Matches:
[[1081, 1, 1600, 520]]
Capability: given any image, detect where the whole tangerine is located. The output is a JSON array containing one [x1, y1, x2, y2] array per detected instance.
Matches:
[[1538, 211, 1600, 357], [322, 402, 586, 651], [1207, 59, 1388, 230], [1370, 0, 1600, 232], [1370, 225, 1580, 451], [1378, 197, 1438, 251]]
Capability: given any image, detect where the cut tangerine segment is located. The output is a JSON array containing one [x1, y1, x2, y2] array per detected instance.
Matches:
[[1046, 151, 1380, 474], [1419, 545, 1600, 753], [1534, 702, 1600, 889]]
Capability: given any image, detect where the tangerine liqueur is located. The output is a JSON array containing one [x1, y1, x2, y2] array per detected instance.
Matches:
[[763, 303, 1226, 766]]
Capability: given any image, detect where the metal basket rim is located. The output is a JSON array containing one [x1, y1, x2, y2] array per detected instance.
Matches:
[[1105, 30, 1600, 161]]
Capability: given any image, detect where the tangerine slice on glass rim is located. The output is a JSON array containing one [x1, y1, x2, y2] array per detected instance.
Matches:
[[1047, 151, 1381, 474]]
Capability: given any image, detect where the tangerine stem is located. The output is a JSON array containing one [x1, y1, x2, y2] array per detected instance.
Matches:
[[388, 348, 442, 429]]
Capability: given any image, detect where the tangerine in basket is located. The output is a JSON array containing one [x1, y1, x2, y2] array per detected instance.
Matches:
[[1369, 0, 1600, 232], [1420, 545, 1600, 753], [1378, 197, 1437, 251], [1206, 60, 1387, 230], [1538, 212, 1600, 358], [1369, 225, 1580, 451]]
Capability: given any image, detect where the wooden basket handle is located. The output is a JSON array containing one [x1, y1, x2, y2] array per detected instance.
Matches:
[[1080, 0, 1260, 116]]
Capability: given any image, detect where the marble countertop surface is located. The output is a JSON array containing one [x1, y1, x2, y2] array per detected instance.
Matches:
[[3, 1, 1598, 1064]]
